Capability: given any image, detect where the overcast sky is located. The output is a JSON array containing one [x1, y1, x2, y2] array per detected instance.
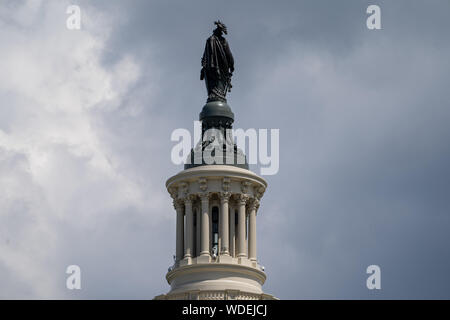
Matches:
[[1, 0, 450, 299]]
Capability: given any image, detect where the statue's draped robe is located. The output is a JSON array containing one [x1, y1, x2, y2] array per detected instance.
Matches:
[[201, 34, 234, 102]]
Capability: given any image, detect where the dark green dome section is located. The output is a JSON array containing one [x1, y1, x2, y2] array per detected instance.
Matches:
[[199, 101, 234, 121], [184, 101, 248, 170]]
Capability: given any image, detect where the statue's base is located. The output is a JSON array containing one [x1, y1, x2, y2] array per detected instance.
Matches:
[[200, 100, 234, 121], [185, 100, 248, 170]]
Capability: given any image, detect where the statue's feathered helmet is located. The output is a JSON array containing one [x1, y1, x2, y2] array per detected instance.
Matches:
[[214, 20, 227, 34]]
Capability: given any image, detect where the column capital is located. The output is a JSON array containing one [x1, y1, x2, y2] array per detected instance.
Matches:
[[173, 199, 184, 211], [184, 194, 196, 205], [248, 198, 260, 211], [236, 194, 250, 206], [219, 191, 231, 203], [199, 192, 211, 202]]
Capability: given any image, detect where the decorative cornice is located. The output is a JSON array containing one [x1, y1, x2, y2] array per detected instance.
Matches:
[[166, 166, 267, 191], [168, 186, 178, 200], [166, 262, 267, 284], [179, 182, 189, 198], [156, 290, 278, 301], [255, 186, 266, 200]]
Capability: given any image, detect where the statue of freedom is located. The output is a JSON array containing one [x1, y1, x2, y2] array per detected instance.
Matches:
[[200, 21, 235, 103]]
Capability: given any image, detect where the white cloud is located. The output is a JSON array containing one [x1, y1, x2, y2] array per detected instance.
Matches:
[[0, 1, 168, 298]]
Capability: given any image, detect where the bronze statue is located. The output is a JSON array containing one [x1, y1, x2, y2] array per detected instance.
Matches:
[[185, 21, 248, 170], [201, 21, 234, 102]]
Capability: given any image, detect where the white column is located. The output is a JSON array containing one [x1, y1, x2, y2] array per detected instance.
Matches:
[[219, 192, 231, 255], [184, 196, 194, 258], [174, 200, 184, 262], [200, 193, 210, 256], [229, 204, 235, 257], [245, 214, 248, 256], [196, 206, 201, 257], [209, 203, 212, 253], [248, 199, 259, 261], [237, 195, 248, 258]]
